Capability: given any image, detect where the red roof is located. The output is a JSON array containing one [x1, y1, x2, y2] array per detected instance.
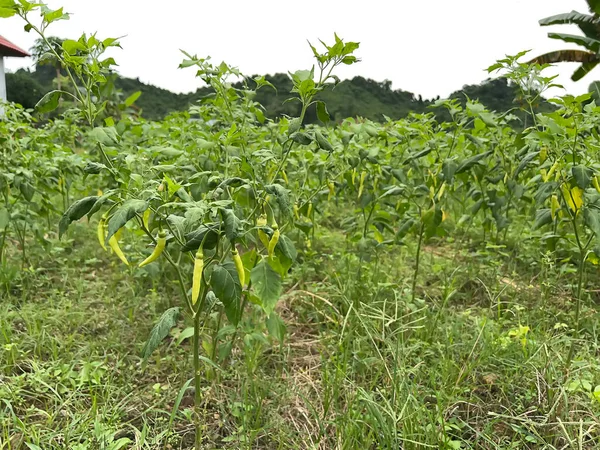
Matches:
[[0, 35, 29, 57]]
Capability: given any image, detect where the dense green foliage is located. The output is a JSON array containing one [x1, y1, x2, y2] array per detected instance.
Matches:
[[8, 63, 555, 123], [3, 2, 600, 449]]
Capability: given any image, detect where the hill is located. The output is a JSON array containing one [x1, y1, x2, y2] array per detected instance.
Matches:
[[6, 65, 552, 123]]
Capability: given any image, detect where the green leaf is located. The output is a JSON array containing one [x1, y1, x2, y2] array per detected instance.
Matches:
[[210, 262, 243, 325], [0, 208, 8, 230], [141, 307, 181, 363], [36, 90, 62, 113], [533, 209, 553, 230], [250, 259, 283, 315], [275, 234, 297, 273], [90, 127, 120, 146], [316, 101, 330, 123], [547, 32, 600, 53], [290, 132, 313, 145], [572, 164, 594, 189], [220, 208, 242, 241], [266, 312, 286, 344], [19, 181, 34, 201], [514, 151, 540, 178], [124, 91, 142, 107], [0, 7, 15, 18], [456, 151, 492, 174], [105, 199, 148, 243], [62, 39, 86, 55], [265, 184, 293, 218], [396, 218, 416, 240], [315, 130, 334, 152], [44, 7, 68, 23], [421, 206, 443, 237], [584, 207, 600, 236], [442, 159, 458, 182], [181, 224, 220, 252], [59, 196, 99, 238], [84, 161, 107, 174]]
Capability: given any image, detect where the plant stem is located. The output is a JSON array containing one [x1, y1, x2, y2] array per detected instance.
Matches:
[[412, 222, 425, 303], [193, 307, 202, 450], [566, 250, 586, 371]]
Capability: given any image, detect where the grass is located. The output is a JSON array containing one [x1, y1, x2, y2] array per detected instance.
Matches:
[[2, 221, 600, 449]]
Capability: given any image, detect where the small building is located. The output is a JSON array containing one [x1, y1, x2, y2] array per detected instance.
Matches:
[[0, 35, 30, 103]]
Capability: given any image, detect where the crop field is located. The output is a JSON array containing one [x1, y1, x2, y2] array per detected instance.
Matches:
[[3, 2, 600, 450]]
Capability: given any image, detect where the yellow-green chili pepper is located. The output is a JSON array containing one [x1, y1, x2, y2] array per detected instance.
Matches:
[[268, 223, 280, 258], [232, 247, 245, 286], [139, 230, 167, 267], [593, 176, 600, 194], [97, 216, 107, 251], [191, 247, 204, 305], [358, 171, 366, 199], [109, 228, 129, 266]]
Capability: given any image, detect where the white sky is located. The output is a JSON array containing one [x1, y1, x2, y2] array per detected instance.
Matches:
[[1, 0, 597, 99]]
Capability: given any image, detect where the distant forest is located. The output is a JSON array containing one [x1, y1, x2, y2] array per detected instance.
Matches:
[[6, 63, 555, 123]]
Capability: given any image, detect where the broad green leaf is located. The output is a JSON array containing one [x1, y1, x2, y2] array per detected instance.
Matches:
[[210, 262, 242, 325], [442, 159, 458, 182], [19, 181, 34, 201], [533, 209, 553, 230], [36, 90, 62, 113], [0, 208, 8, 230], [105, 199, 148, 243], [584, 207, 600, 236], [265, 184, 292, 218], [59, 196, 99, 238], [181, 224, 220, 252], [396, 217, 416, 240], [0, 7, 15, 17], [275, 234, 297, 273], [220, 208, 242, 241], [514, 151, 540, 178], [316, 101, 330, 123], [90, 127, 120, 146], [44, 7, 68, 23], [124, 91, 142, 107], [572, 164, 593, 189], [315, 130, 334, 152], [62, 39, 86, 55], [141, 307, 181, 363], [250, 259, 282, 315], [456, 151, 492, 174], [266, 312, 286, 344], [290, 132, 313, 145]]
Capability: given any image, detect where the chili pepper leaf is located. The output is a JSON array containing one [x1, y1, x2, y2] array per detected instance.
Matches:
[[316, 101, 330, 124], [533, 209, 553, 230], [105, 199, 148, 244], [442, 159, 458, 182], [456, 151, 493, 174], [141, 307, 181, 364], [58, 196, 99, 239], [265, 184, 293, 218], [266, 312, 286, 345], [584, 207, 600, 236], [250, 259, 282, 315], [514, 151, 540, 179], [36, 90, 62, 113], [210, 262, 242, 325], [181, 224, 220, 252], [87, 191, 116, 218], [220, 208, 242, 241], [572, 165, 594, 189]]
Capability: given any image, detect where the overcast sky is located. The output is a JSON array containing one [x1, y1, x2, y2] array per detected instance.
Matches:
[[1, 0, 596, 99]]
